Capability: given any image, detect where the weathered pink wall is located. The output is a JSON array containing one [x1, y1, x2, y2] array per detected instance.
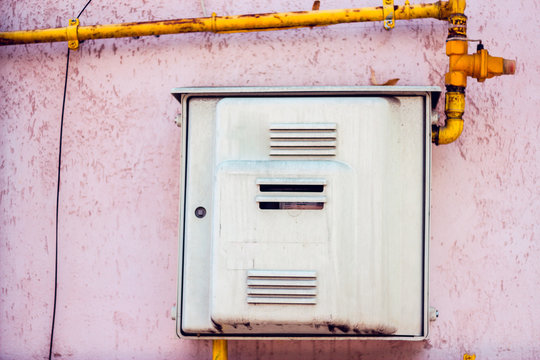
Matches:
[[1, 0, 538, 359]]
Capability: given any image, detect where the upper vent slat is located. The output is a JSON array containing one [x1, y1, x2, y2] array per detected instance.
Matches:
[[270, 123, 337, 131], [269, 123, 337, 157], [247, 269, 317, 279], [270, 131, 336, 139]]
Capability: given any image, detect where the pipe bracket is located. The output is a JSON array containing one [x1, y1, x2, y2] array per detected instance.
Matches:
[[211, 12, 217, 33], [383, 0, 395, 30], [67, 18, 79, 50]]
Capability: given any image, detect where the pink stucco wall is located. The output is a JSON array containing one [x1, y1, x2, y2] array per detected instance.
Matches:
[[1, 0, 538, 359]]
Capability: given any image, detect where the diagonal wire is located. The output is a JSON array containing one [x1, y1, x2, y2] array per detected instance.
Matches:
[[48, 45, 70, 360], [77, 0, 94, 19], [48, 2, 94, 359]]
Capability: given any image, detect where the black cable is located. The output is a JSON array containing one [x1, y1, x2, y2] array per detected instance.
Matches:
[[49, 2, 94, 359], [77, 0, 94, 19], [49, 46, 70, 360]]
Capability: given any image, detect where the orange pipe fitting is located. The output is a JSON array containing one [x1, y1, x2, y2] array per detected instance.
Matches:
[[434, 39, 516, 145], [446, 40, 516, 87]]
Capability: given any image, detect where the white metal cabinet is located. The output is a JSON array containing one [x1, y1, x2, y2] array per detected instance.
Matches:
[[172, 87, 439, 340]]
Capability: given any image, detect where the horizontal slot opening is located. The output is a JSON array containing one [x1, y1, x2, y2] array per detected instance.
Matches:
[[270, 123, 337, 131], [259, 184, 324, 193], [248, 276, 316, 280], [259, 202, 324, 210], [248, 294, 316, 298]]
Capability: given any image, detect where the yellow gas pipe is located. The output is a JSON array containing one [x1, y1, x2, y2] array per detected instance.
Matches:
[[212, 340, 228, 360], [0, 2, 452, 48], [0, 0, 516, 146], [432, 0, 516, 145]]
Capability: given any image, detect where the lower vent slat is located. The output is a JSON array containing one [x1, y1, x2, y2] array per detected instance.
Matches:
[[247, 270, 318, 305], [270, 149, 336, 156], [247, 288, 317, 296], [247, 297, 317, 305]]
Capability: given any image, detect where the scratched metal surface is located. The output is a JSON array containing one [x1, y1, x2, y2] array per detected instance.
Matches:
[[0, 0, 538, 359]]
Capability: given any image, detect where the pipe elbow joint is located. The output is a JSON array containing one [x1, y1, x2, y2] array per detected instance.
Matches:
[[432, 117, 464, 145], [432, 90, 465, 145]]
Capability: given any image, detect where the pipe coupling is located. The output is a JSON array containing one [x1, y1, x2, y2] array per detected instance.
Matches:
[[445, 91, 465, 119], [448, 13, 467, 38], [432, 89, 465, 145]]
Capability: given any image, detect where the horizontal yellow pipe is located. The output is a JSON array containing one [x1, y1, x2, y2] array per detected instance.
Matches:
[[0, 1, 453, 46]]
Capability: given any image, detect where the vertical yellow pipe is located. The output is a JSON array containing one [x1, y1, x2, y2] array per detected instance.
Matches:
[[432, 0, 515, 145], [212, 340, 228, 360]]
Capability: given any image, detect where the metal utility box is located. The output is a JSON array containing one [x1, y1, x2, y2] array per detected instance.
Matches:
[[172, 86, 440, 340]]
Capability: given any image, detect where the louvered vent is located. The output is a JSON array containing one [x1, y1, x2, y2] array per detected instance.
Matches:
[[270, 123, 336, 156], [247, 270, 317, 305]]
